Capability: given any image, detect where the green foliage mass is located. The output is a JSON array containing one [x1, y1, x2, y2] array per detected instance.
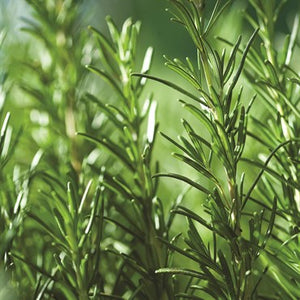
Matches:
[[1, 0, 300, 299]]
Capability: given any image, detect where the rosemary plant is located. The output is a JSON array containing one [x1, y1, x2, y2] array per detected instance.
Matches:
[[238, 0, 300, 298], [4, 1, 106, 299], [0, 112, 19, 260], [20, 0, 91, 174], [134, 0, 279, 298], [0, 31, 27, 275], [1, 0, 300, 299], [0, 36, 40, 299], [79, 17, 174, 299]]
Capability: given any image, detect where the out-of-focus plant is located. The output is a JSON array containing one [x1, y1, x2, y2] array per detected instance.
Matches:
[[2, 1, 108, 299], [19, 0, 93, 174], [11, 172, 106, 300], [235, 0, 300, 298], [0, 30, 42, 299], [0, 112, 21, 260]]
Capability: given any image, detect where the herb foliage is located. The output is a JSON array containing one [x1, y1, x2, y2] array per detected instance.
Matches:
[[1, 0, 300, 299]]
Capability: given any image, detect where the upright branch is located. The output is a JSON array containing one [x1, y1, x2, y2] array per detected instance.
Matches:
[[21, 0, 88, 173], [134, 0, 278, 298], [241, 0, 300, 297], [80, 17, 173, 299], [244, 0, 300, 218]]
